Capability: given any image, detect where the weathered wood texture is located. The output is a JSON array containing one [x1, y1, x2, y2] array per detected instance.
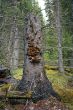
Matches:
[[18, 13, 59, 100]]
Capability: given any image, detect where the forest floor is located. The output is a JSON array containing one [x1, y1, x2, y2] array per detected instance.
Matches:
[[0, 65, 73, 110], [45, 65, 73, 110]]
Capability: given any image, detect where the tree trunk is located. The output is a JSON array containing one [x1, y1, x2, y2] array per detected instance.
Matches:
[[8, 17, 19, 70], [54, 0, 64, 73], [18, 13, 58, 100], [70, 0, 73, 67]]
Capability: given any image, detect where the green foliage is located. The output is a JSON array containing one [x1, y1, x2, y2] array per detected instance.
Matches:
[[0, 0, 44, 67]]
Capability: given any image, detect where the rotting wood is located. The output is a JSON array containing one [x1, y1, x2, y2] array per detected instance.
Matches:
[[18, 13, 60, 101]]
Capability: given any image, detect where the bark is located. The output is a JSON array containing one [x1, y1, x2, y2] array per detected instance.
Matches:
[[18, 13, 59, 100], [54, 0, 64, 73], [8, 17, 19, 70], [70, 0, 73, 67]]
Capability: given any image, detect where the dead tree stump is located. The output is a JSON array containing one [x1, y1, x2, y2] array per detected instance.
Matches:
[[18, 13, 59, 101]]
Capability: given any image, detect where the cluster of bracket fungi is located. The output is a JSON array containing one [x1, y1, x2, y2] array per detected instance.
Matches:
[[26, 14, 42, 63], [27, 40, 41, 63]]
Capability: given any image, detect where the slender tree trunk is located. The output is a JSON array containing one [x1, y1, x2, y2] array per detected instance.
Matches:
[[8, 17, 19, 70], [70, 0, 73, 67], [11, 21, 19, 69], [54, 0, 64, 73], [8, 20, 14, 69], [18, 13, 58, 100]]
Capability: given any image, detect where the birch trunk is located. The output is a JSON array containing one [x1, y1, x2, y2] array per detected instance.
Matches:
[[54, 0, 64, 73], [18, 13, 58, 100]]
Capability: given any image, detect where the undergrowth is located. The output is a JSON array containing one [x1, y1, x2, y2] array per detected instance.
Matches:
[[0, 66, 73, 110]]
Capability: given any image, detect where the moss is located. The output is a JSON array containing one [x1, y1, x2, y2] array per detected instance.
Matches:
[[13, 68, 23, 80], [45, 66, 73, 110], [11, 66, 73, 109], [7, 90, 32, 98], [0, 101, 6, 109], [0, 83, 12, 92], [25, 91, 32, 98], [44, 65, 58, 70]]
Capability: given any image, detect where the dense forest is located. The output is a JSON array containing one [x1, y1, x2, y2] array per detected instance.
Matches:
[[0, 0, 73, 110]]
